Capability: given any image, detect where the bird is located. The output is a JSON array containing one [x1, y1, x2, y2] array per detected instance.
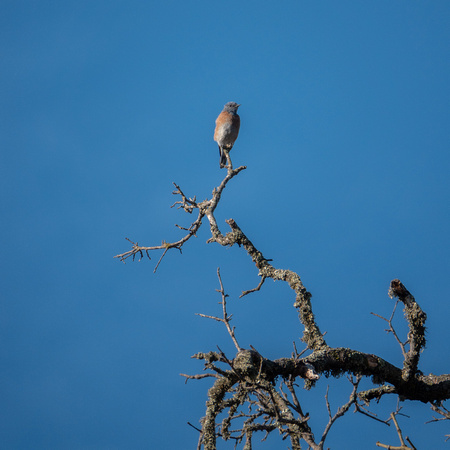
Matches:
[[214, 102, 241, 168]]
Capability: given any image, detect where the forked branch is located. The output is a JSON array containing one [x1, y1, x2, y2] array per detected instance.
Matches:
[[116, 153, 450, 448]]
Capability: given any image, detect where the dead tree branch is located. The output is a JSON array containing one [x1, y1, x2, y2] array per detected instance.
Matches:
[[116, 153, 450, 448], [114, 168, 245, 271], [371, 300, 407, 358], [388, 279, 427, 382], [426, 401, 450, 441], [319, 376, 361, 447], [195, 275, 241, 352], [376, 412, 417, 449]]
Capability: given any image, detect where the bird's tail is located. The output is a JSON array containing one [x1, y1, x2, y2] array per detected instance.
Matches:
[[219, 147, 227, 168]]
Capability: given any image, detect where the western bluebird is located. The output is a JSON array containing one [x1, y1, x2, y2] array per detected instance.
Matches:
[[214, 102, 241, 168]]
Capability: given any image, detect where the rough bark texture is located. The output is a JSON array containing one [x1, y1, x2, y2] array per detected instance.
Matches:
[[116, 162, 449, 449]]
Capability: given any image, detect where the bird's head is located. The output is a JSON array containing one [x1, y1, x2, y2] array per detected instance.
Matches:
[[224, 102, 241, 114]]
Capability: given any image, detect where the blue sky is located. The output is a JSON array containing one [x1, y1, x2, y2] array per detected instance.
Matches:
[[1, 1, 449, 448]]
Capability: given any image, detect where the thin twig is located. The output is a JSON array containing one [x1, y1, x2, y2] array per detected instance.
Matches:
[[194, 268, 242, 351], [292, 341, 308, 359], [187, 421, 203, 450], [376, 412, 416, 449], [371, 300, 407, 358], [153, 247, 169, 273], [354, 403, 391, 425], [180, 373, 220, 383], [217, 268, 241, 351], [240, 276, 267, 298], [319, 376, 361, 447]]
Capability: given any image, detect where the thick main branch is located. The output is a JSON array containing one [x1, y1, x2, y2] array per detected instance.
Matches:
[[207, 217, 326, 351]]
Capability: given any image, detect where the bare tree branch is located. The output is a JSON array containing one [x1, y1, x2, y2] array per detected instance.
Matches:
[[114, 167, 245, 270], [426, 401, 450, 440], [388, 279, 427, 382], [376, 412, 417, 449], [319, 376, 360, 447], [371, 300, 407, 358], [116, 153, 450, 448], [239, 276, 266, 298]]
